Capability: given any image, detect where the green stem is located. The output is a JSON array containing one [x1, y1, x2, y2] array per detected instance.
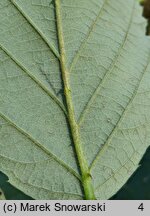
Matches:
[[55, 0, 96, 200]]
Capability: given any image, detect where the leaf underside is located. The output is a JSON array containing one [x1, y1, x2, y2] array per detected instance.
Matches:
[[0, 0, 150, 199]]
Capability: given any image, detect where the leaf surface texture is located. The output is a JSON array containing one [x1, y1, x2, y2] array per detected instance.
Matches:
[[0, 0, 150, 199]]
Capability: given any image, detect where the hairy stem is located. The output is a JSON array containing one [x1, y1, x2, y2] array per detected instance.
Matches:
[[55, 0, 96, 200]]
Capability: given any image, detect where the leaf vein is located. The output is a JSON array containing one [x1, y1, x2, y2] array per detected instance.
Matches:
[[94, 151, 140, 192], [10, 0, 60, 59], [78, 0, 135, 126], [0, 43, 67, 116], [90, 49, 150, 170], [69, 0, 108, 73], [9, 170, 83, 198], [0, 112, 81, 181]]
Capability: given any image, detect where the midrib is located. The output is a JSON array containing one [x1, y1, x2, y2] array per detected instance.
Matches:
[[55, 0, 96, 200]]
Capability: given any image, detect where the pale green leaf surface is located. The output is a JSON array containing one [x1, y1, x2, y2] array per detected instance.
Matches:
[[0, 0, 150, 199]]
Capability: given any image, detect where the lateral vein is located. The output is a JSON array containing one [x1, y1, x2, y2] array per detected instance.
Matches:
[[69, 0, 107, 73], [78, 0, 135, 126], [90, 50, 150, 170], [0, 112, 81, 180], [0, 43, 67, 116], [7, 170, 83, 198], [10, 0, 60, 60]]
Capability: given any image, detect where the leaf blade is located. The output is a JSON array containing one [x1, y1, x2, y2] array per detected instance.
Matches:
[[0, 0, 150, 199]]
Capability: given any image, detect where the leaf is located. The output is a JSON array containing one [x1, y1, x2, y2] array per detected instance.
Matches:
[[0, 188, 6, 200], [0, 171, 32, 199], [0, 0, 150, 200]]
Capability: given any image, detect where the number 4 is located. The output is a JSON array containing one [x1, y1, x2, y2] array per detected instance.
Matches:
[[138, 203, 144, 211]]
